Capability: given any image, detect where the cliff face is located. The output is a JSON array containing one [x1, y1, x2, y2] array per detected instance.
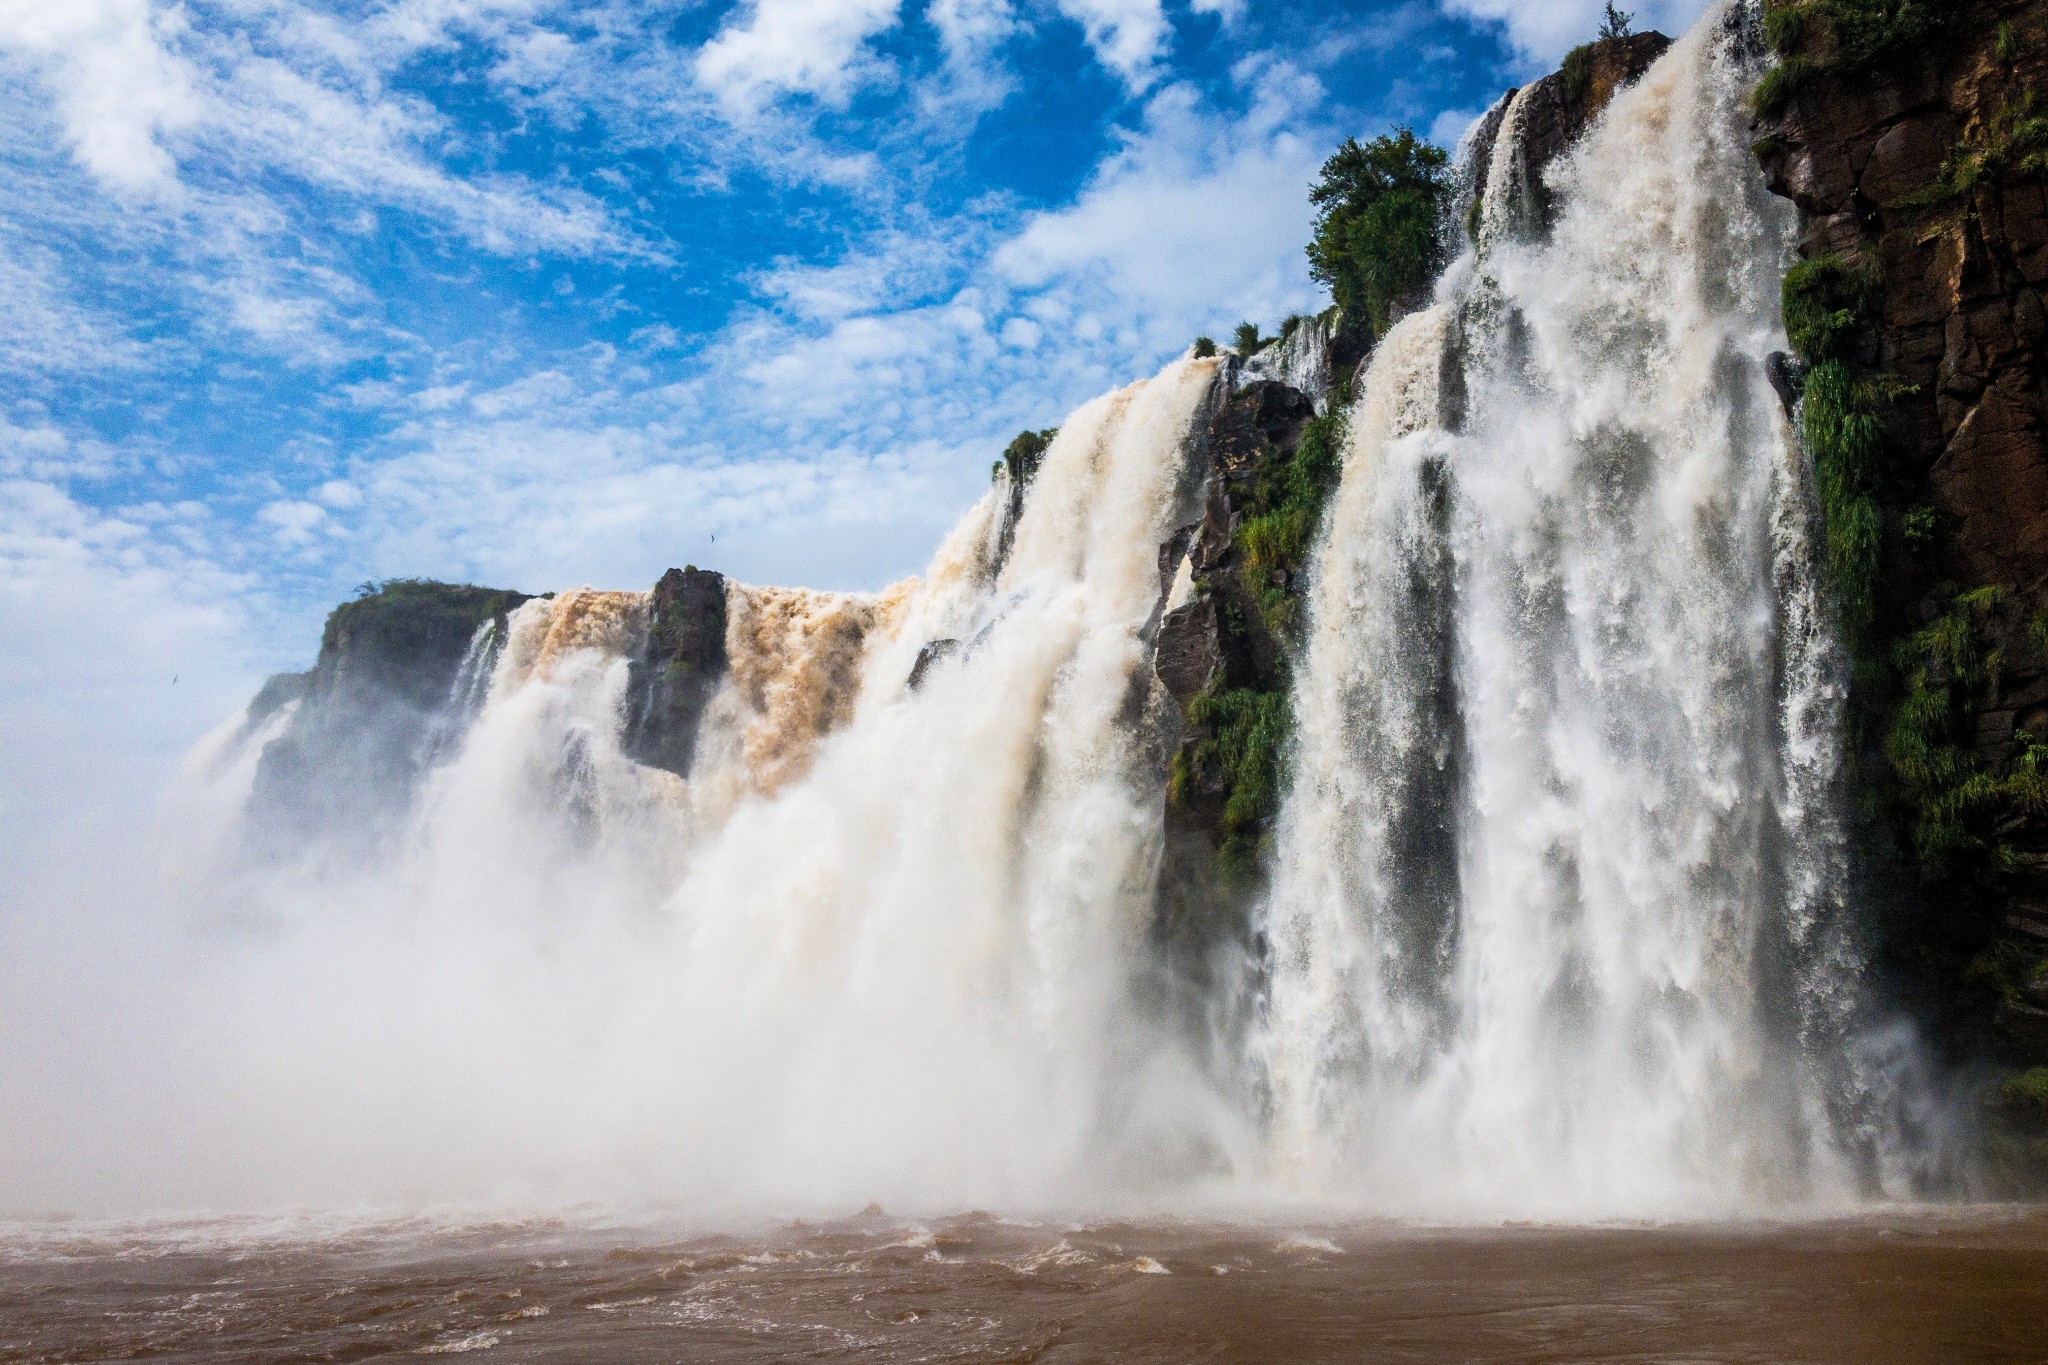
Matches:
[[623, 566, 728, 778], [1752, 0, 2048, 1150], [1151, 377, 1322, 970], [1145, 29, 1677, 975], [1463, 31, 1674, 240], [246, 580, 531, 854]]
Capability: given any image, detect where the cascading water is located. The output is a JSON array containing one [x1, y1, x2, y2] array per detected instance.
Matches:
[[67, 2, 1945, 1222], [140, 355, 1234, 1212], [1260, 2, 1908, 1216]]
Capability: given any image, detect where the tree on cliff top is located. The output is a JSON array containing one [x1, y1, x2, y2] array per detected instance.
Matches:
[[1306, 128, 1450, 341]]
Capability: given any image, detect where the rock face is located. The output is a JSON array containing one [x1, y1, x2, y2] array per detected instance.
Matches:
[[247, 580, 531, 853], [624, 567, 729, 777], [1151, 379, 1321, 968], [1752, 0, 2048, 1123], [1241, 314, 1337, 413], [1462, 31, 1673, 243], [1756, 4, 2048, 599]]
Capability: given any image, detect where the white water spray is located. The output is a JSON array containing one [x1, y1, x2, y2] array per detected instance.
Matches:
[[1260, 4, 1901, 1216]]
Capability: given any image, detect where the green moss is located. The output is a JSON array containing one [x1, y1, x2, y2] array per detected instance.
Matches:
[[1802, 361, 1885, 654], [1784, 255, 1879, 360], [1751, 55, 1817, 117], [1764, 3, 1806, 54], [1784, 256, 1889, 662], [1970, 939, 2041, 1007], [1902, 504, 1937, 548], [1560, 43, 1598, 105], [1172, 685, 1293, 880], [1167, 408, 1349, 883], [1882, 589, 2048, 885], [1753, 0, 1950, 116], [2002, 1068, 2048, 1111], [1232, 409, 1347, 646], [1997, 21, 2024, 63], [1909, 93, 2048, 208]]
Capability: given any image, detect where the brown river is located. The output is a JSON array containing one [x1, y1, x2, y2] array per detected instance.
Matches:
[[3, 1207, 2045, 1363]]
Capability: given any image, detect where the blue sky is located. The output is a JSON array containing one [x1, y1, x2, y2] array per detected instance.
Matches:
[[0, 0, 1712, 865]]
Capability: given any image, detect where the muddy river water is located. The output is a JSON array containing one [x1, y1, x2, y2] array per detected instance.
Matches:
[[4, 1208, 2046, 1363]]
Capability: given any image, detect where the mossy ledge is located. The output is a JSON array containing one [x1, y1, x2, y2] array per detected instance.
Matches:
[[1756, 0, 2048, 1182]]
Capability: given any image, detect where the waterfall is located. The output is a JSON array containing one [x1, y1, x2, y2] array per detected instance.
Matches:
[[157, 355, 1233, 1212], [1259, 2, 1902, 1216], [119, 2, 1951, 1221]]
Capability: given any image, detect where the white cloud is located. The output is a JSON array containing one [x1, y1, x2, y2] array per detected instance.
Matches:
[[1441, 0, 1711, 65], [695, 0, 908, 109], [994, 66, 1326, 343], [929, 0, 1016, 61], [1055, 0, 1171, 89], [258, 498, 330, 545], [0, 0, 200, 195], [0, 236, 155, 376]]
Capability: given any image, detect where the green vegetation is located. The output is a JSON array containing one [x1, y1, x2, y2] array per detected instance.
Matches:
[[1785, 256, 1886, 659], [328, 579, 525, 658], [1192, 335, 1217, 358], [1559, 3, 1635, 110], [1166, 407, 1350, 880], [1560, 43, 1600, 105], [999, 427, 1057, 487], [1307, 129, 1452, 341], [1755, 0, 1951, 116], [1884, 589, 2048, 874], [1910, 93, 2048, 208], [1785, 249, 2048, 1051], [320, 579, 530, 705], [1782, 254, 1878, 361], [2002, 1067, 2048, 1111], [1233, 409, 1347, 645], [1173, 685, 1292, 879], [1232, 321, 1266, 355]]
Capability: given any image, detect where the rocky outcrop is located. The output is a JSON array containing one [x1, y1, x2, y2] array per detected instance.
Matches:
[[1752, 0, 2048, 1155], [624, 567, 728, 777], [1152, 380, 1321, 965], [1462, 30, 1672, 245], [1240, 313, 1337, 412], [246, 580, 530, 853]]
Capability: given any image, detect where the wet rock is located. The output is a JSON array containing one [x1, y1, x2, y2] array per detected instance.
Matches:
[[247, 580, 532, 852], [1766, 351, 1807, 418], [1753, 0, 2048, 1083], [906, 638, 962, 691], [1154, 600, 1225, 709], [246, 670, 311, 728], [624, 566, 729, 777]]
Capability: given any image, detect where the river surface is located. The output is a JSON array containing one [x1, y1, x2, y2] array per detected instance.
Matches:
[[3, 1208, 2046, 1363]]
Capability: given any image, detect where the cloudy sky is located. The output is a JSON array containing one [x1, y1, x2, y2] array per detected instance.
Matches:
[[0, 0, 1713, 869]]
